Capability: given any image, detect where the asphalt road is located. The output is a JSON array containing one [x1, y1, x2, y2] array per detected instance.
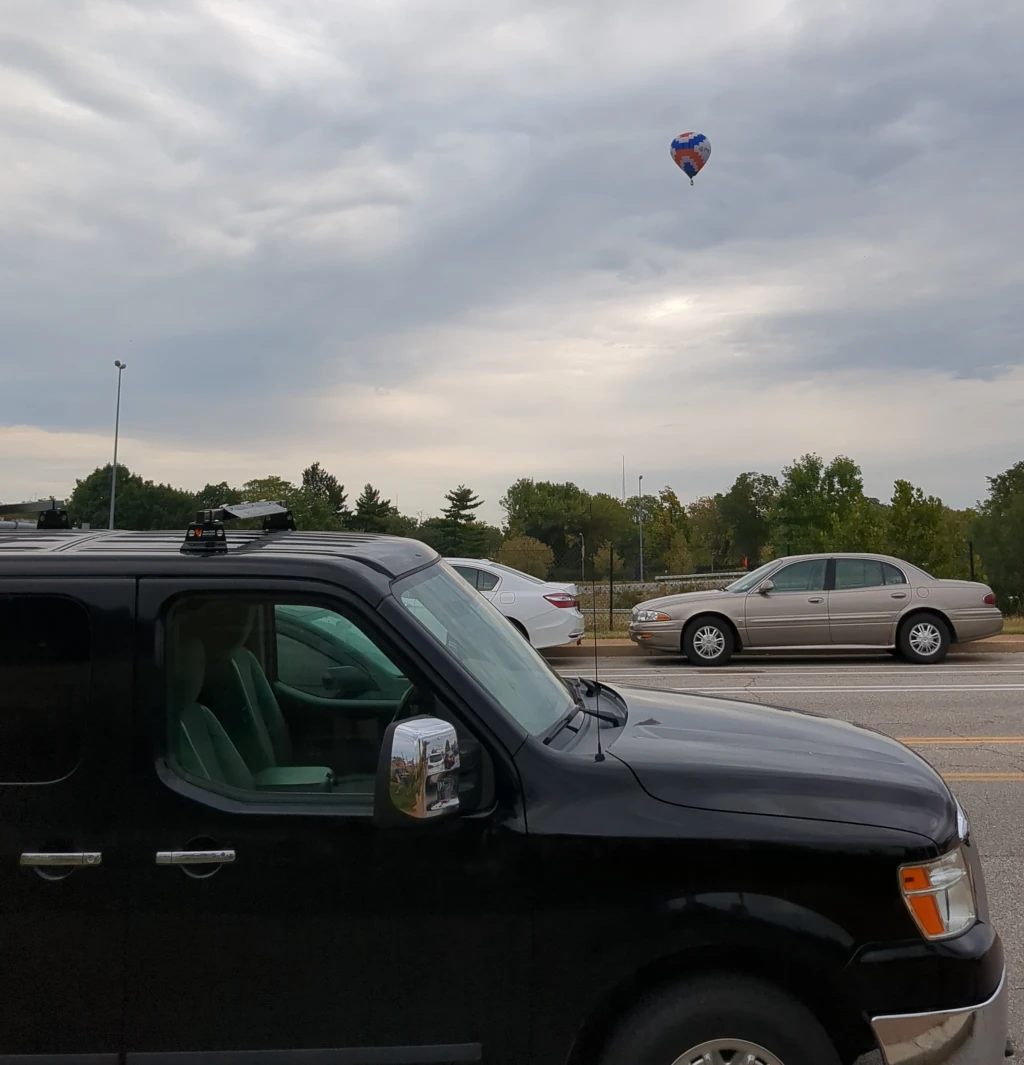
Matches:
[[550, 651, 1024, 1052]]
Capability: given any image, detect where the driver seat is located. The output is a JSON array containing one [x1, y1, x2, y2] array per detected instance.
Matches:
[[190, 600, 292, 775], [189, 600, 377, 797]]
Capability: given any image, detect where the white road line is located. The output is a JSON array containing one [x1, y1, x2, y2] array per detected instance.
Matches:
[[557, 669, 1024, 678], [660, 684, 1024, 694]]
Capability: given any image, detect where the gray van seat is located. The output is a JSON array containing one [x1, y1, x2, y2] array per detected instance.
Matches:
[[193, 601, 292, 774], [171, 638, 254, 790]]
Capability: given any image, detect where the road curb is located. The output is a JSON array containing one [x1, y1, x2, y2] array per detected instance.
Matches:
[[542, 637, 1024, 661]]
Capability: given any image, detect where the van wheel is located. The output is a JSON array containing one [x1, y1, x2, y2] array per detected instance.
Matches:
[[683, 617, 734, 666], [898, 615, 950, 664], [599, 975, 840, 1065]]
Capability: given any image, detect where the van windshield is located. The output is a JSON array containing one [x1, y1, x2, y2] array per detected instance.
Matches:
[[394, 560, 575, 735]]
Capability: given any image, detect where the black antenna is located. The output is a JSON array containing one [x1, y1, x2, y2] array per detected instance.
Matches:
[[589, 503, 605, 763]]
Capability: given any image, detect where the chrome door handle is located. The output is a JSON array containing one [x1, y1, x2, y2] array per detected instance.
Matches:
[[20, 852, 102, 868], [808, 597, 824, 604], [891, 592, 908, 599], [156, 849, 235, 866]]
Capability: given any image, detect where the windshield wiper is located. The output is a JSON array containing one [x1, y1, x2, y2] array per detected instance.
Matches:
[[545, 678, 620, 743]]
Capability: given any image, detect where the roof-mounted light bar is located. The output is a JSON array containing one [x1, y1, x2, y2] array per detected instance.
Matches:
[[181, 498, 296, 553], [0, 499, 71, 530]]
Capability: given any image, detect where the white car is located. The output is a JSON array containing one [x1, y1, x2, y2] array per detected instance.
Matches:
[[445, 558, 585, 649]]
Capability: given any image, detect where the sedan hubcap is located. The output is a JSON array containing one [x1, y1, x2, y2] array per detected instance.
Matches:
[[672, 1038, 785, 1065], [693, 625, 726, 659], [909, 622, 942, 657]]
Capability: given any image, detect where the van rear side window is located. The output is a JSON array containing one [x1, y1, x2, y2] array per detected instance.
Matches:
[[0, 596, 90, 784]]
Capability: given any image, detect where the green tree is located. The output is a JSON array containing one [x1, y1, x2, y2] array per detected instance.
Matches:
[[349, 484, 394, 533], [974, 461, 1024, 610], [301, 462, 349, 524], [497, 535, 554, 579], [720, 472, 779, 566], [68, 465, 196, 530], [686, 495, 732, 570], [500, 478, 588, 575], [594, 541, 624, 582], [770, 453, 866, 555], [883, 480, 969, 577], [195, 482, 241, 511], [433, 485, 487, 556]]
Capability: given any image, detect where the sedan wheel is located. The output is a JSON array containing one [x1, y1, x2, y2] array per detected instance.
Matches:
[[684, 618, 734, 666], [898, 615, 950, 664]]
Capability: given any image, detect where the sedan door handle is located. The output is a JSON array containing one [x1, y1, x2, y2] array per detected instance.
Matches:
[[20, 852, 102, 868], [890, 592, 908, 599], [156, 849, 235, 866], [808, 597, 824, 604]]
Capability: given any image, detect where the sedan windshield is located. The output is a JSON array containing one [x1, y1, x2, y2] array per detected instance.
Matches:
[[394, 560, 576, 735], [724, 561, 780, 593]]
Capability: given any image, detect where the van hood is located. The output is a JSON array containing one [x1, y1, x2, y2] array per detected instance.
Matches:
[[605, 684, 955, 844]]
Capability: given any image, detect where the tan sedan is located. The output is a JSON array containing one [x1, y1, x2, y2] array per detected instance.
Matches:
[[629, 553, 1003, 666]]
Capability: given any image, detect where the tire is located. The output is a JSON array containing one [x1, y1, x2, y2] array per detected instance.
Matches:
[[898, 614, 950, 664], [599, 975, 841, 1065], [508, 618, 531, 644], [683, 617, 734, 666]]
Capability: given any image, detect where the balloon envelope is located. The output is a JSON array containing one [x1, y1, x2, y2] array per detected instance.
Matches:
[[671, 132, 711, 180]]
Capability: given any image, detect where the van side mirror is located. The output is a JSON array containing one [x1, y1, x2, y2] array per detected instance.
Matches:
[[758, 579, 775, 595], [374, 717, 460, 826]]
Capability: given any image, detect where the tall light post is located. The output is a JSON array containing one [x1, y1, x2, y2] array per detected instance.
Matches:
[[638, 474, 644, 583], [109, 360, 126, 530]]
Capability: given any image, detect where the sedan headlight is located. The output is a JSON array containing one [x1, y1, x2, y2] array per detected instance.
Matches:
[[899, 848, 976, 940], [634, 610, 672, 623]]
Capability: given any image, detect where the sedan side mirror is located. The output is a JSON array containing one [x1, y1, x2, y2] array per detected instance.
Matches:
[[374, 717, 460, 826], [758, 579, 775, 595]]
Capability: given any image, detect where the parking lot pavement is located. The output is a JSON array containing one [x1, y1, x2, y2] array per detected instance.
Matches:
[[551, 652, 1024, 1051]]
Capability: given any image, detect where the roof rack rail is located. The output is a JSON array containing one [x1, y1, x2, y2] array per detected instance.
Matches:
[[181, 499, 295, 554], [0, 498, 71, 530]]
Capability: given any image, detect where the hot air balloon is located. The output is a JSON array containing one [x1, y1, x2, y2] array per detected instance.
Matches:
[[670, 132, 711, 185]]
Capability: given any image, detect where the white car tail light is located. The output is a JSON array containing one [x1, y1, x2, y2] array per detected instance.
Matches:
[[544, 592, 578, 609]]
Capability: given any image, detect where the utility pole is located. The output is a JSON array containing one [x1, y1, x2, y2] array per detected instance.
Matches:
[[109, 360, 127, 530], [638, 474, 644, 583]]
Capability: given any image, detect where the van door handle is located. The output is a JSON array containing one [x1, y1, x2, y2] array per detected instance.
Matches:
[[156, 849, 235, 866], [20, 852, 102, 868], [890, 592, 908, 599], [808, 597, 824, 604]]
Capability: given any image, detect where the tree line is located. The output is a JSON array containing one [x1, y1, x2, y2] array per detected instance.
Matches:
[[12, 453, 1024, 611]]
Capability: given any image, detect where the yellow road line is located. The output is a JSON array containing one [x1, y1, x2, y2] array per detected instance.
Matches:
[[942, 772, 1024, 781], [898, 736, 1024, 745]]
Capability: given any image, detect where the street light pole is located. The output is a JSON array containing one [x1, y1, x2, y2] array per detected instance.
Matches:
[[638, 474, 644, 583], [109, 360, 126, 530]]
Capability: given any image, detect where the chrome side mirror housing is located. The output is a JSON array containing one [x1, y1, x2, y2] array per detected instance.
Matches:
[[758, 579, 775, 595], [375, 716, 460, 825]]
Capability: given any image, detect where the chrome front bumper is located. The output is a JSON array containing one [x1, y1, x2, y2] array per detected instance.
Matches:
[[871, 968, 1008, 1065]]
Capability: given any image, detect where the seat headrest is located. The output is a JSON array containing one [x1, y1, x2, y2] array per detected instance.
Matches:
[[171, 638, 206, 704], [188, 600, 257, 653]]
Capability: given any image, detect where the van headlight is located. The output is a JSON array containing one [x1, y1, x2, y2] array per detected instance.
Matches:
[[899, 848, 977, 940]]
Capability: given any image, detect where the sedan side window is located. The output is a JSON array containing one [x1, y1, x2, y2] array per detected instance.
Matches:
[[476, 570, 500, 592], [834, 559, 885, 590], [882, 563, 907, 585], [770, 559, 827, 593], [452, 566, 481, 590]]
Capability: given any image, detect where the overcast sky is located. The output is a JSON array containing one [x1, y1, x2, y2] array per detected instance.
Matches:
[[2, 0, 1022, 523]]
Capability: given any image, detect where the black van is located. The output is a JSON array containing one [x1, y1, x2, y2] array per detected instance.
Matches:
[[0, 522, 1007, 1065]]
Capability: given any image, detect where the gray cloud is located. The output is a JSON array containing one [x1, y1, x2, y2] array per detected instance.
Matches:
[[1, 0, 1023, 512]]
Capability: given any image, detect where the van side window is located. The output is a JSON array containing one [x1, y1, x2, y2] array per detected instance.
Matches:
[[0, 595, 90, 784], [165, 597, 418, 809]]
